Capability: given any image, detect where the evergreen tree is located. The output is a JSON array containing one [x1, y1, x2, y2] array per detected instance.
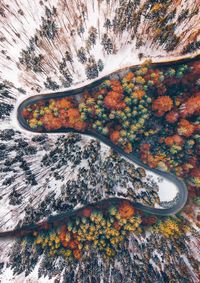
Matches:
[[44, 77, 59, 90], [97, 59, 104, 72], [77, 47, 87, 64]]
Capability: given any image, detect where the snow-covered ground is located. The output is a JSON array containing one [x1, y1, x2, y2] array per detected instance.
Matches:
[[0, 0, 199, 282]]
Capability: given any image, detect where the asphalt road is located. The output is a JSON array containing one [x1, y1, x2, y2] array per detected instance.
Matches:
[[17, 81, 188, 217], [1, 60, 190, 238], [0, 128, 188, 238], [87, 130, 188, 216]]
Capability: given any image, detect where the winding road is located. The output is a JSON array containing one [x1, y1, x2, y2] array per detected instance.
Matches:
[[0, 59, 190, 238]]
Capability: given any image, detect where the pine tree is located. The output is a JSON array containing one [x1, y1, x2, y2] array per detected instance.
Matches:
[[101, 34, 113, 54], [88, 27, 97, 45], [104, 19, 112, 29], [97, 59, 104, 72], [44, 77, 59, 90], [85, 57, 99, 79], [65, 51, 73, 63], [77, 47, 87, 64]]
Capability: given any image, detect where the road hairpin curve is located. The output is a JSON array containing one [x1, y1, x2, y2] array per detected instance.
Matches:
[[2, 55, 200, 238]]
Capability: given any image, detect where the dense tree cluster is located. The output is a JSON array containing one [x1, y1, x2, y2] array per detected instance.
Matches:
[[19, 51, 44, 72], [40, 7, 58, 40], [6, 223, 199, 282], [0, 0, 200, 281], [0, 84, 14, 119], [182, 41, 200, 55], [44, 77, 59, 90], [15, 0, 199, 91]]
